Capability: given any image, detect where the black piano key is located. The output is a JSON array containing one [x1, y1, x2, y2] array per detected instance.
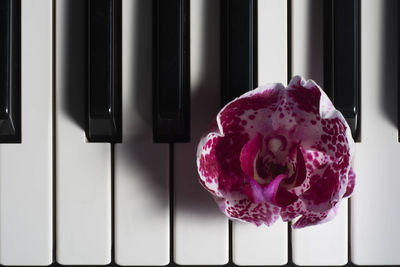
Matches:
[[87, 0, 122, 143], [324, 0, 360, 141], [221, 0, 257, 106], [0, 0, 20, 143], [323, 0, 334, 101], [220, 0, 257, 260], [153, 0, 190, 143]]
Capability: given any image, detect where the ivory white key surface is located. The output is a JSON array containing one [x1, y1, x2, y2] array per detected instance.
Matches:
[[0, 0, 53, 264], [291, 0, 348, 265], [56, 0, 111, 264], [232, 222, 287, 266], [291, 0, 324, 87], [232, 0, 288, 265], [257, 0, 288, 87], [292, 200, 348, 265], [352, 0, 400, 264], [114, 0, 170, 265], [174, 0, 229, 264]]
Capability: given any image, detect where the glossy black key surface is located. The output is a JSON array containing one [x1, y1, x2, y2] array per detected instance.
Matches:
[[324, 0, 360, 141], [153, 0, 190, 143], [221, 0, 257, 106], [87, 0, 121, 143], [0, 0, 20, 143]]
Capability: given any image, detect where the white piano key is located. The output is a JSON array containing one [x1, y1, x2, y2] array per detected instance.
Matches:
[[0, 0, 53, 264], [55, 0, 111, 264], [257, 0, 288, 87], [291, 0, 324, 87], [114, 0, 170, 265], [291, 0, 348, 265], [292, 199, 348, 265], [232, 0, 288, 265], [352, 0, 400, 264], [232, 222, 287, 266], [173, 0, 229, 264]]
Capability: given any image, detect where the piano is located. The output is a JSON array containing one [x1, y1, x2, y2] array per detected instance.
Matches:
[[0, 0, 398, 266]]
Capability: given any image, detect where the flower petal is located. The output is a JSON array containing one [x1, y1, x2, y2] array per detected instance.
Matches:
[[300, 164, 341, 212], [343, 167, 356, 197], [286, 76, 354, 159], [263, 174, 287, 204], [293, 147, 307, 187], [276, 187, 299, 207], [197, 132, 224, 197], [263, 174, 297, 207], [217, 85, 282, 137], [283, 146, 307, 188], [217, 194, 280, 226], [240, 133, 262, 177], [244, 179, 266, 204], [288, 76, 321, 115], [292, 204, 339, 229], [280, 199, 339, 228]]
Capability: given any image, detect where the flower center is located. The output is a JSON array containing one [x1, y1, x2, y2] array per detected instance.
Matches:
[[254, 158, 288, 185], [268, 137, 284, 154], [252, 134, 297, 186]]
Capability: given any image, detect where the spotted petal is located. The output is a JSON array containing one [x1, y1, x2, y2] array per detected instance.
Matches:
[[217, 194, 280, 226], [343, 167, 356, 197]]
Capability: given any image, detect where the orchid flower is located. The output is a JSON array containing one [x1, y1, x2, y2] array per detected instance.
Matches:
[[196, 76, 355, 228]]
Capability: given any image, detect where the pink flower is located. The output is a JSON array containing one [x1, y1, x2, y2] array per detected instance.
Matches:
[[196, 76, 355, 228]]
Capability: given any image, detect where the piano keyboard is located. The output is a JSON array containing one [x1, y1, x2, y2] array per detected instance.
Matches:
[[0, 0, 398, 266]]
